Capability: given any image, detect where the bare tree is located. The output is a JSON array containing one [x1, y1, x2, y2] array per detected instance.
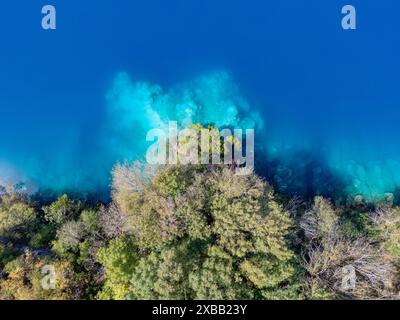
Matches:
[[111, 161, 156, 195], [99, 203, 130, 239], [301, 197, 399, 299]]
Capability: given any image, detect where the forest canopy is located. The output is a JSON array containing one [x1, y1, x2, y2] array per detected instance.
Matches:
[[0, 158, 399, 300]]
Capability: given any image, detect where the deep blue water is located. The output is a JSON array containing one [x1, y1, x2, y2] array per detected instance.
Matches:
[[1, 0, 400, 202]]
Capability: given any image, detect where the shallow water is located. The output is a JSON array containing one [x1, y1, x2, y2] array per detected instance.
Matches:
[[1, 0, 399, 202]]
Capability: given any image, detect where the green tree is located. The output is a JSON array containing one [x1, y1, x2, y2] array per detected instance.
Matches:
[[0, 191, 38, 241], [97, 237, 138, 300], [42, 194, 81, 226]]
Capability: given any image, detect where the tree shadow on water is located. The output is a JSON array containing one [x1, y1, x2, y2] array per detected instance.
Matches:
[[255, 149, 348, 203]]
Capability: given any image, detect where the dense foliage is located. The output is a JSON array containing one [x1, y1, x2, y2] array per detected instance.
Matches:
[[0, 162, 399, 300]]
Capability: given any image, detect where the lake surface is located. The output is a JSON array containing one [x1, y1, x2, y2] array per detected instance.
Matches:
[[1, 0, 400, 202]]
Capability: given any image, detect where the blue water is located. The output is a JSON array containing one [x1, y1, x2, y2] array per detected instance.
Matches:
[[1, 0, 400, 202]]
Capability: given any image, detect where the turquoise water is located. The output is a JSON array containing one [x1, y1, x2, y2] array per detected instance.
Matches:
[[1, 0, 400, 202]]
